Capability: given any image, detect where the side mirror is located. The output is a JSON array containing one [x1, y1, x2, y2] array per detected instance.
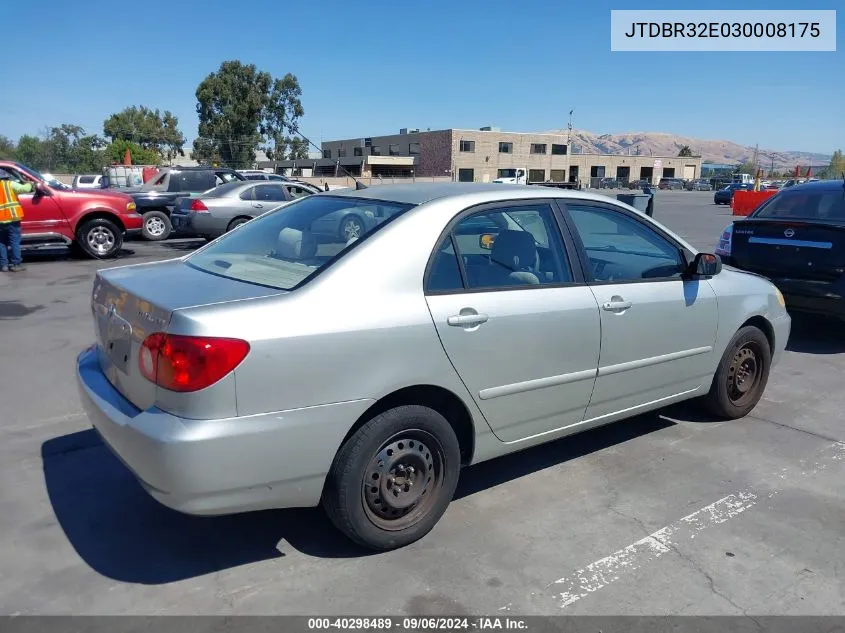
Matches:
[[479, 233, 496, 250], [685, 252, 722, 279], [35, 183, 52, 197]]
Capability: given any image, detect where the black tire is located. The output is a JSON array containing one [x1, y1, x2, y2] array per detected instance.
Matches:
[[75, 218, 123, 259], [701, 325, 771, 420], [322, 405, 461, 551], [227, 217, 251, 232], [338, 214, 365, 242], [141, 210, 172, 241]]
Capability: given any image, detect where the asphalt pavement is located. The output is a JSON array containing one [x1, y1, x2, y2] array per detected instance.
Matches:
[[1, 190, 844, 616]]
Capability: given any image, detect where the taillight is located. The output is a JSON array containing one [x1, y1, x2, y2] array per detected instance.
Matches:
[[715, 223, 733, 257], [190, 199, 209, 213], [139, 333, 250, 392]]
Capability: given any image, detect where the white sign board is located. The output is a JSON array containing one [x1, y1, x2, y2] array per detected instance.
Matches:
[[654, 159, 663, 168]]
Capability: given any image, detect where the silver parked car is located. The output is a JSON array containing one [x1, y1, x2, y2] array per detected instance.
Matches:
[[77, 183, 790, 550], [170, 180, 320, 239]]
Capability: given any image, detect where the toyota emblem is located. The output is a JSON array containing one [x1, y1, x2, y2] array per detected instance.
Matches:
[[784, 228, 795, 238]]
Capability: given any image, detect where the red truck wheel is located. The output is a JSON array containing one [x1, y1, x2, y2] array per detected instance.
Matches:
[[76, 218, 123, 259]]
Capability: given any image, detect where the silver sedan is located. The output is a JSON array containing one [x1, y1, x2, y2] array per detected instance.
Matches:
[[170, 180, 320, 239], [76, 183, 790, 550]]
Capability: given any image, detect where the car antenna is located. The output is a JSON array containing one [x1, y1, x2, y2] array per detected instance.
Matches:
[[287, 125, 368, 190]]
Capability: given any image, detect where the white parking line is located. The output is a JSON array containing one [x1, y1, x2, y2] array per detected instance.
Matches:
[[553, 491, 758, 607], [551, 440, 845, 609]]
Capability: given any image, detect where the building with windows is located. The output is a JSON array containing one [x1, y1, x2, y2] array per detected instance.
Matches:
[[268, 127, 702, 186]]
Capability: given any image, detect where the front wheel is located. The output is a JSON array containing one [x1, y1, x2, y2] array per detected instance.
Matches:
[[141, 210, 172, 241], [701, 325, 771, 419], [322, 405, 461, 551], [338, 214, 364, 242], [76, 218, 123, 259]]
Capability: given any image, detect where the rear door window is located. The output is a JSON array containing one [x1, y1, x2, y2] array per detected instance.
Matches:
[[429, 203, 573, 292], [253, 184, 287, 202]]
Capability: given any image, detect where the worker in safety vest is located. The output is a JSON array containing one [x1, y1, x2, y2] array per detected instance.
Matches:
[[0, 171, 33, 272]]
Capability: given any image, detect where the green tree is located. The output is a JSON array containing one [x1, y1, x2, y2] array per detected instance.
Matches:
[[0, 135, 16, 160], [14, 135, 46, 168], [737, 161, 757, 175], [193, 60, 304, 168], [286, 136, 309, 160], [103, 105, 184, 162], [677, 145, 693, 157], [823, 149, 845, 179], [104, 139, 161, 166]]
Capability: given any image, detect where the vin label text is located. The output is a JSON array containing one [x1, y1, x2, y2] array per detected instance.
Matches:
[[610, 10, 836, 51]]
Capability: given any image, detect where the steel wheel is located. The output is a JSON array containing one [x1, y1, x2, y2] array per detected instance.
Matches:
[[362, 430, 445, 532], [726, 342, 762, 407], [86, 225, 116, 257], [145, 215, 167, 238], [340, 216, 363, 241]]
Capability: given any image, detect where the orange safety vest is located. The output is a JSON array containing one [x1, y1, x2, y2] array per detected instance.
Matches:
[[0, 180, 25, 223]]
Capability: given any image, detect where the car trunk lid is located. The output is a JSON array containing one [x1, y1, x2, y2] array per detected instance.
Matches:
[[91, 259, 285, 410], [731, 219, 845, 281]]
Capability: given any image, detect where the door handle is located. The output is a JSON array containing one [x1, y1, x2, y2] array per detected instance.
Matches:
[[602, 298, 632, 312], [252, 203, 264, 208], [447, 313, 489, 327]]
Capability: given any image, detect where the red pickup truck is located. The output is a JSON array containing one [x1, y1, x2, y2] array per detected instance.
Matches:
[[0, 160, 143, 259]]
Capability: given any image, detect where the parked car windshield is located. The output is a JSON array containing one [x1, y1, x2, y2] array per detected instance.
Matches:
[[753, 189, 845, 221], [186, 195, 415, 290]]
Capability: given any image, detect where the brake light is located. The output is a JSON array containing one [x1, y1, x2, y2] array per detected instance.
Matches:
[[190, 199, 209, 213], [715, 223, 733, 257], [139, 333, 250, 392]]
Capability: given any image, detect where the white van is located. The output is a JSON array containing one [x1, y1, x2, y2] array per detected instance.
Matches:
[[72, 174, 104, 189]]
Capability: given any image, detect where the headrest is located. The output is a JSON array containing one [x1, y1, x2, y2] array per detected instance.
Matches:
[[491, 230, 537, 271], [276, 227, 317, 260]]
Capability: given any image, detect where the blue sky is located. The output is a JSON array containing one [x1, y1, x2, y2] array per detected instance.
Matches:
[[4, 0, 842, 154]]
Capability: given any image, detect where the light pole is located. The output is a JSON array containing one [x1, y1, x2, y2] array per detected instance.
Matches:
[[567, 109, 573, 183]]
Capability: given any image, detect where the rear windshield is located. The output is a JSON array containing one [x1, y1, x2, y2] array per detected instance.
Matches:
[[186, 195, 415, 290], [754, 189, 845, 221]]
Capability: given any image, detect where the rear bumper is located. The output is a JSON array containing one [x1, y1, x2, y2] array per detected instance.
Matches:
[[171, 213, 225, 238], [76, 346, 374, 515], [169, 213, 197, 236], [775, 278, 845, 319], [724, 260, 845, 319]]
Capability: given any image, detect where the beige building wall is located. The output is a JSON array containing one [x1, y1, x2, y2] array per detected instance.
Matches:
[[318, 129, 701, 184]]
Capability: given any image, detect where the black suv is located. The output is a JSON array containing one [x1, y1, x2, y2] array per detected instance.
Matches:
[[127, 167, 245, 240]]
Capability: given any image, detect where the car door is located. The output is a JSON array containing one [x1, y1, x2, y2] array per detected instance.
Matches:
[[425, 200, 602, 443], [0, 167, 66, 235], [560, 201, 718, 422], [251, 184, 288, 216]]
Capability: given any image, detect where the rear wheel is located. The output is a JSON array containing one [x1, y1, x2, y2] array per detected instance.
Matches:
[[76, 218, 123, 259], [141, 210, 172, 241], [227, 217, 251, 232], [701, 325, 771, 419], [322, 405, 460, 551]]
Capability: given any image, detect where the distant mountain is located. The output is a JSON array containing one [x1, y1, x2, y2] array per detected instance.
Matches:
[[545, 129, 831, 170]]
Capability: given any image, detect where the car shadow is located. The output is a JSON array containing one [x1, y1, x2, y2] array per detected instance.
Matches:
[[43, 412, 677, 585], [160, 239, 207, 252], [786, 312, 845, 354], [22, 247, 137, 262]]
